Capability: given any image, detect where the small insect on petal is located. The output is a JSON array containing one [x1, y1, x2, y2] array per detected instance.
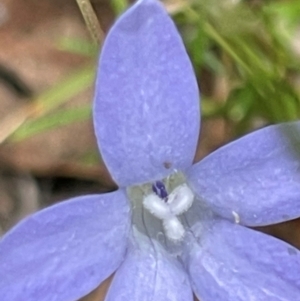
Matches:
[[168, 184, 194, 215], [163, 216, 185, 241], [143, 194, 171, 220]]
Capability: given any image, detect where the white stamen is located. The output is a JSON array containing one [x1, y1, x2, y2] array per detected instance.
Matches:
[[163, 216, 185, 241], [232, 210, 240, 224], [168, 184, 194, 215], [143, 194, 171, 220], [143, 182, 194, 241]]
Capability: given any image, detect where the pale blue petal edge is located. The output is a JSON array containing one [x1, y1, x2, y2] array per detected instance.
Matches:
[[94, 0, 200, 187], [187, 121, 300, 226], [0, 191, 130, 301], [183, 218, 300, 301]]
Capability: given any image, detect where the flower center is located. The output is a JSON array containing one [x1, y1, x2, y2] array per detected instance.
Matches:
[[127, 172, 194, 242]]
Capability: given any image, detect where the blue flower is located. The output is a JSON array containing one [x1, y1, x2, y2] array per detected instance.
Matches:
[[1, 0, 300, 300]]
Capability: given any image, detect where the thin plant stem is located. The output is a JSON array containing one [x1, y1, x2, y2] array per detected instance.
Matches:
[[76, 0, 103, 45]]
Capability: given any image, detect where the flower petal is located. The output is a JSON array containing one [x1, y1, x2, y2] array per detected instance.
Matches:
[[0, 191, 130, 301], [187, 121, 300, 226], [105, 228, 193, 301], [94, 0, 200, 187], [183, 219, 300, 301]]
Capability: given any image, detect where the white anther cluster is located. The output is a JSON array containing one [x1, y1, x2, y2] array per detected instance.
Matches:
[[143, 184, 194, 241]]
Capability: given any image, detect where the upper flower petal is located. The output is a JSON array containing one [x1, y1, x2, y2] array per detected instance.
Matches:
[[94, 0, 200, 187], [187, 121, 300, 226], [182, 218, 300, 301], [0, 192, 130, 301], [104, 228, 193, 301]]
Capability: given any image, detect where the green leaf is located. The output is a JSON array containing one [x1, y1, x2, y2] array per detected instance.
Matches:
[[111, 0, 128, 16], [35, 65, 95, 113], [57, 37, 98, 56], [12, 105, 92, 141]]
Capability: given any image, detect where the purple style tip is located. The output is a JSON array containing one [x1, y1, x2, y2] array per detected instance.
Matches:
[[152, 181, 168, 199]]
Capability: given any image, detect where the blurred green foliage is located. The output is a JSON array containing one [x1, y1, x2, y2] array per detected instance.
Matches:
[[175, 0, 300, 134], [8, 0, 300, 145]]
